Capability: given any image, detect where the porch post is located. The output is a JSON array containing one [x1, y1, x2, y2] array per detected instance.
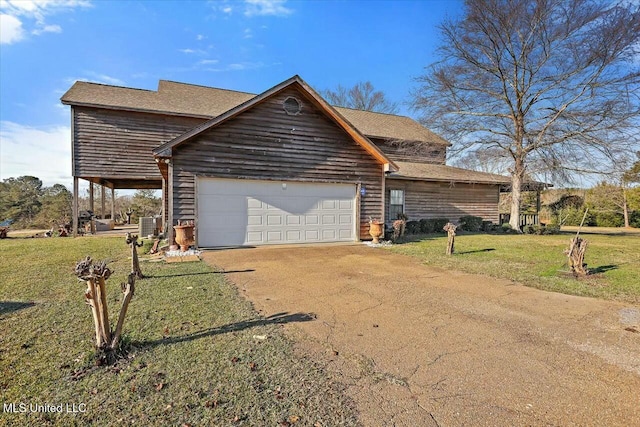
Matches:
[[167, 160, 174, 246], [72, 177, 79, 237], [101, 184, 106, 219], [89, 182, 94, 213], [111, 187, 115, 222]]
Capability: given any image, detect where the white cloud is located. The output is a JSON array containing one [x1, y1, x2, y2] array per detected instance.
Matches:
[[199, 59, 219, 65], [64, 72, 125, 87], [0, 13, 24, 44], [206, 61, 266, 72], [196, 34, 205, 40], [244, 0, 292, 17], [0, 0, 90, 44], [222, 6, 232, 14], [243, 28, 253, 39], [32, 23, 61, 35], [179, 48, 207, 55], [0, 121, 73, 188]]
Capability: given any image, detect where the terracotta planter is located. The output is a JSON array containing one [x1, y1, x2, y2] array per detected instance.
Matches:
[[173, 224, 195, 251], [369, 221, 384, 244]]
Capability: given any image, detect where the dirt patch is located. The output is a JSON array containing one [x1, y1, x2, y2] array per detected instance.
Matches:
[[202, 244, 640, 426]]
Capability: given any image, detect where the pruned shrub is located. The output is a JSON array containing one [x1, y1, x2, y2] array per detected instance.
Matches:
[[459, 215, 483, 232], [501, 222, 513, 233]]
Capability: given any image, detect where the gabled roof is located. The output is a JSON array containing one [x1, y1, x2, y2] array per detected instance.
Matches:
[[388, 161, 512, 185], [61, 79, 446, 145], [152, 75, 397, 171]]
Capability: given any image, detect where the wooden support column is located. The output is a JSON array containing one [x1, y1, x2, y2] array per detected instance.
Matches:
[[73, 177, 79, 237], [161, 177, 167, 233], [168, 160, 175, 246], [111, 187, 115, 222], [101, 185, 106, 219], [89, 182, 95, 213]]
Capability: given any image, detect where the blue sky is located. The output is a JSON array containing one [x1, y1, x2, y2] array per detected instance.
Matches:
[[0, 0, 462, 189]]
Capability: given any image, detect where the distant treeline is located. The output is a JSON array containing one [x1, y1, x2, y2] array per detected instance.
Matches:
[[0, 176, 161, 229]]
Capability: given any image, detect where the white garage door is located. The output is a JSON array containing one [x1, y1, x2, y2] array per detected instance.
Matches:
[[197, 178, 357, 247]]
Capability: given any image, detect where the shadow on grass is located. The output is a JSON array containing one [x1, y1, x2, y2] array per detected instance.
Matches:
[[589, 264, 618, 274], [133, 311, 316, 349], [147, 269, 255, 278], [457, 248, 496, 255], [0, 301, 36, 318]]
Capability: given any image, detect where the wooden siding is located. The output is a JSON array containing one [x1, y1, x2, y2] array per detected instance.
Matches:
[[171, 86, 384, 239], [371, 138, 446, 164], [72, 106, 204, 180], [385, 179, 500, 223]]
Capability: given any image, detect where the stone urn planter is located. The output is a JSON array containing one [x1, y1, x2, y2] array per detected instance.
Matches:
[[369, 220, 384, 244], [173, 221, 195, 252]]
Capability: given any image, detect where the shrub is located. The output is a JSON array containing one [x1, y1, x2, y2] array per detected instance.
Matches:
[[419, 218, 433, 233], [594, 211, 624, 227], [501, 223, 512, 233], [544, 224, 561, 234], [481, 221, 495, 232], [459, 215, 483, 232], [431, 218, 450, 233], [405, 221, 421, 234], [630, 211, 640, 228]]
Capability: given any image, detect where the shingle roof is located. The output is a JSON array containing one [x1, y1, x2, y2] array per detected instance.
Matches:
[[388, 161, 512, 185], [61, 79, 447, 144]]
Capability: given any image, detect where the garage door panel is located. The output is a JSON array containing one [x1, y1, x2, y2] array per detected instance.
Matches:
[[197, 178, 356, 247]]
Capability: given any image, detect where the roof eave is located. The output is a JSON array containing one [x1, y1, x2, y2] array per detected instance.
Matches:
[[60, 100, 212, 119], [386, 174, 509, 185]]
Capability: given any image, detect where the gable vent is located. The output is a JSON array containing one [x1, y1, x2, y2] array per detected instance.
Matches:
[[283, 97, 302, 115]]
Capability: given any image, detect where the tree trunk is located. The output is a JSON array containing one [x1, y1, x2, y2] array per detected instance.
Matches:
[[622, 187, 630, 228], [111, 273, 135, 350], [509, 160, 525, 232]]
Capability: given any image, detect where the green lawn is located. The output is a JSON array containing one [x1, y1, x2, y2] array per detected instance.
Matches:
[[389, 231, 640, 303], [0, 237, 356, 426]]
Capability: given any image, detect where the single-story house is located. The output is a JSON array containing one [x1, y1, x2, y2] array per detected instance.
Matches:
[[61, 75, 523, 247]]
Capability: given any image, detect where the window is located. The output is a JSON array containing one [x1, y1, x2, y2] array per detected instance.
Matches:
[[389, 189, 404, 220], [283, 97, 302, 115]]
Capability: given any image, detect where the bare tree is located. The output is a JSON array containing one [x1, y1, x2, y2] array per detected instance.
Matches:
[[412, 0, 640, 231], [323, 81, 399, 114]]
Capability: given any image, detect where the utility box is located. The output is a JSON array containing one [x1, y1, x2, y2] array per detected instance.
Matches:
[[139, 217, 156, 237]]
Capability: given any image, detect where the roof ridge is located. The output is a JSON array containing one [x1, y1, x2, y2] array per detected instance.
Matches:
[[159, 80, 257, 96], [334, 105, 412, 119], [72, 80, 157, 93]]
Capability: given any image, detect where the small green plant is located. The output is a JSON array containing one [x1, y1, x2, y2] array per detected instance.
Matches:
[[501, 223, 513, 233]]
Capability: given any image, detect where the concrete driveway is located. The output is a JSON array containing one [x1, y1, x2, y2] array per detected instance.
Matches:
[[202, 244, 640, 426]]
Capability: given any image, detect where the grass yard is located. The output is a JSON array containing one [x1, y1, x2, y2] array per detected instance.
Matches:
[[0, 237, 357, 426], [389, 231, 640, 303]]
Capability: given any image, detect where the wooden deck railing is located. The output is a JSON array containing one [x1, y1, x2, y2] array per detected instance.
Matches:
[[499, 213, 539, 227]]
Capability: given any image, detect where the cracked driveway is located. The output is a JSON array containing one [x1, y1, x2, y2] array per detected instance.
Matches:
[[202, 244, 640, 426]]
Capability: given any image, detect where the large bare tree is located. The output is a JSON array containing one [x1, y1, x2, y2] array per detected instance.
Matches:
[[413, 0, 640, 231], [323, 81, 399, 114]]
